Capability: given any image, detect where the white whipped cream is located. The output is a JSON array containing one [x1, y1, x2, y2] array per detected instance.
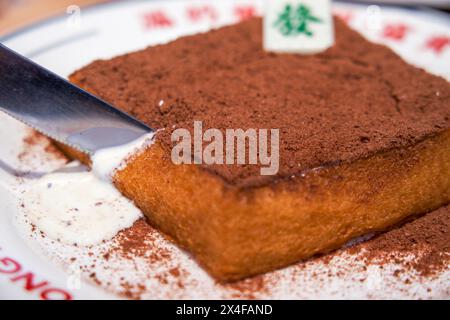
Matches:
[[92, 132, 156, 181], [22, 132, 155, 246]]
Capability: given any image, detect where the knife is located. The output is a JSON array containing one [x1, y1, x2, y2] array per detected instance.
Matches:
[[0, 44, 153, 155]]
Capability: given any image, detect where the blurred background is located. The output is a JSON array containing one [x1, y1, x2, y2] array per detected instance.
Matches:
[[0, 0, 109, 35], [0, 0, 449, 37]]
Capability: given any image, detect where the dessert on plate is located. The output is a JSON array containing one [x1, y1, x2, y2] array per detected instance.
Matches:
[[59, 18, 450, 281]]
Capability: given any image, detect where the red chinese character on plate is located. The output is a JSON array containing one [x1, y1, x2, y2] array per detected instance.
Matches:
[[143, 10, 173, 29], [186, 5, 218, 22], [382, 23, 411, 41], [425, 35, 450, 54], [234, 5, 256, 22]]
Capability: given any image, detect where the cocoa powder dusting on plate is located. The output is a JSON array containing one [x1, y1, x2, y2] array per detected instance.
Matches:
[[112, 219, 171, 262], [349, 205, 450, 277], [20, 130, 68, 164]]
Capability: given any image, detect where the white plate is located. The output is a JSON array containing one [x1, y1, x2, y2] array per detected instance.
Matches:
[[0, 0, 449, 300]]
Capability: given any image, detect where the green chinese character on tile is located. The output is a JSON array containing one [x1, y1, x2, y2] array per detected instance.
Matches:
[[274, 3, 322, 37]]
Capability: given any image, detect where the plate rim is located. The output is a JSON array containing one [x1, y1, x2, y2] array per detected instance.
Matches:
[[1, 0, 449, 43]]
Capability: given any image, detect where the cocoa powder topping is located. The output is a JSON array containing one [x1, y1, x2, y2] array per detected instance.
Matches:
[[71, 17, 450, 188]]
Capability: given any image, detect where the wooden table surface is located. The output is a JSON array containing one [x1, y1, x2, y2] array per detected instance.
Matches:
[[0, 0, 110, 36]]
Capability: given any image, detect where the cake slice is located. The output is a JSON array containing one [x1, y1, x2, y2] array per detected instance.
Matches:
[[62, 18, 450, 281]]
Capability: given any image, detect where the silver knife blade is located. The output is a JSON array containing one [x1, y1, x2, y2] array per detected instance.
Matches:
[[0, 44, 153, 155]]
